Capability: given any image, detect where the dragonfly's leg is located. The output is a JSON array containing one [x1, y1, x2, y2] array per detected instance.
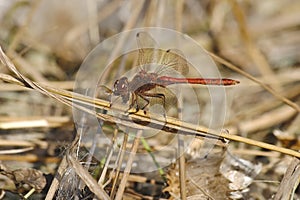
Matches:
[[126, 93, 137, 113], [138, 94, 150, 111], [141, 93, 166, 110], [127, 93, 144, 114]]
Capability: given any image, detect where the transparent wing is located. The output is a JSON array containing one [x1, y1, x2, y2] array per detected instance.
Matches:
[[136, 32, 159, 68], [155, 48, 189, 77], [136, 32, 189, 76], [136, 32, 158, 49]]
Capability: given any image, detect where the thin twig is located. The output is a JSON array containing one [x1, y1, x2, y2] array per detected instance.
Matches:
[[115, 130, 142, 200], [110, 133, 128, 199]]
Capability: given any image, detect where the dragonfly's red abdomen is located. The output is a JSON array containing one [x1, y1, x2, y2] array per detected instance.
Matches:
[[157, 76, 240, 86]]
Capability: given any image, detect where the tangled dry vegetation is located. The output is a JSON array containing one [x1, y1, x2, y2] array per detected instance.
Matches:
[[0, 0, 299, 199]]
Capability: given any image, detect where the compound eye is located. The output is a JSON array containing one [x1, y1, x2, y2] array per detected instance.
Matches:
[[113, 77, 128, 96], [113, 80, 120, 95], [114, 80, 119, 88]]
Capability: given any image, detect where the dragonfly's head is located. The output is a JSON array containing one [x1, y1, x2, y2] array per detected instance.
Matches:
[[113, 77, 129, 103]]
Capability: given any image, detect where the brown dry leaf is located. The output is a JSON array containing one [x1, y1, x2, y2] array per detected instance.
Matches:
[[1, 167, 46, 193], [273, 129, 300, 150], [0, 173, 16, 191], [163, 149, 231, 200], [186, 154, 230, 200]]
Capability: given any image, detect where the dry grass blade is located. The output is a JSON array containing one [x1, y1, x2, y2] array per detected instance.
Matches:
[[8, 51, 47, 82], [175, 0, 184, 32], [67, 154, 110, 200], [0, 81, 73, 91], [0, 147, 34, 155], [0, 116, 70, 129], [206, 50, 300, 113], [274, 157, 300, 200], [228, 85, 300, 125], [177, 135, 187, 200], [66, 0, 122, 45], [237, 105, 297, 134], [228, 0, 281, 91], [1, 45, 300, 158], [0, 47, 74, 112], [0, 139, 34, 147], [98, 129, 117, 185], [0, 154, 59, 163], [175, 1, 187, 199], [45, 157, 68, 200], [115, 130, 142, 200], [110, 133, 128, 199], [0, 73, 25, 86], [107, 0, 145, 62]]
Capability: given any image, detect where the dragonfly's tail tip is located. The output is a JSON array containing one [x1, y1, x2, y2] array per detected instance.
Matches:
[[223, 78, 240, 85], [234, 80, 240, 84]]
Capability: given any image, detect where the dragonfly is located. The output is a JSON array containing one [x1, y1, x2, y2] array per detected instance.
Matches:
[[112, 32, 240, 113]]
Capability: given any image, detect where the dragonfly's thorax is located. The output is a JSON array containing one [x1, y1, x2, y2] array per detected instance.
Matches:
[[129, 71, 159, 93]]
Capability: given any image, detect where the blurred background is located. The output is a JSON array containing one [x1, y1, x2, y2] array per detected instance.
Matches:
[[0, 0, 299, 199]]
